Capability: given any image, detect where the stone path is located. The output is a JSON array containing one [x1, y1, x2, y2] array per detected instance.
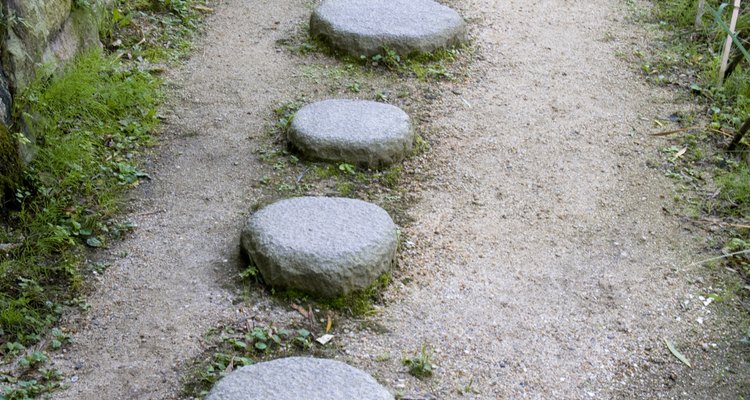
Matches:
[[289, 99, 413, 168], [50, 2, 311, 398], [50, 0, 736, 398], [310, 0, 467, 56], [206, 357, 393, 400], [241, 196, 399, 297]]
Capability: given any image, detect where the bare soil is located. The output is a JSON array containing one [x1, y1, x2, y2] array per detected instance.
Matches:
[[51, 0, 749, 399]]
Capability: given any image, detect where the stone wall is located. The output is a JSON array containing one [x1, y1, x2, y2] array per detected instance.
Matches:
[[0, 0, 110, 198], [3, 0, 111, 96]]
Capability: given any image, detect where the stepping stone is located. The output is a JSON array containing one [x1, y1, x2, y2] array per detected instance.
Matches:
[[310, 0, 467, 56], [241, 197, 398, 297], [206, 357, 393, 400], [289, 99, 413, 168]]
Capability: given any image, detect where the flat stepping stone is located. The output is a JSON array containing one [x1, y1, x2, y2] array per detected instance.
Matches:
[[289, 99, 413, 168], [241, 197, 398, 297], [310, 0, 467, 56], [206, 357, 393, 400]]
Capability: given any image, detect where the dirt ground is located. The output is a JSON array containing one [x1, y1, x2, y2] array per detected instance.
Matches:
[[50, 0, 749, 399]]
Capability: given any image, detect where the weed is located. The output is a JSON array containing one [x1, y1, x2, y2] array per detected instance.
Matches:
[[715, 161, 750, 216], [338, 163, 356, 175], [273, 101, 303, 133], [181, 323, 322, 397], [347, 82, 361, 93], [457, 377, 481, 395], [402, 344, 434, 379]]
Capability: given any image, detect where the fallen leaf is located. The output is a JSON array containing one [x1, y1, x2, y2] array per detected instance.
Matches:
[[290, 303, 308, 318], [315, 334, 334, 345], [675, 147, 687, 159], [191, 4, 214, 12], [326, 315, 333, 333], [665, 338, 692, 368]]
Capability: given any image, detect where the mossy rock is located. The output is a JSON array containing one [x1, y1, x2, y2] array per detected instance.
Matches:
[[0, 125, 22, 202]]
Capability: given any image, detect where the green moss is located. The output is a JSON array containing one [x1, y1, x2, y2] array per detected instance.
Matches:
[[272, 273, 392, 317], [323, 273, 391, 316]]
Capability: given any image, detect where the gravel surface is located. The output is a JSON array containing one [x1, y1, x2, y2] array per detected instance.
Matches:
[[48, 0, 748, 399]]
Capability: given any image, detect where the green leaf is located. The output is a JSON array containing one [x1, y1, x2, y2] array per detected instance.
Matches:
[[86, 237, 103, 248], [709, 3, 750, 63], [254, 342, 267, 351], [665, 338, 692, 368]]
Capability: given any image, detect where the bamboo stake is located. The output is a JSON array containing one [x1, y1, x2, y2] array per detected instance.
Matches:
[[719, 0, 742, 86], [695, 0, 706, 29]]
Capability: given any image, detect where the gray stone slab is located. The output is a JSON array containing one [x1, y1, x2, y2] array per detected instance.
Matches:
[[310, 0, 467, 56], [241, 197, 398, 297], [206, 357, 394, 400], [289, 99, 413, 168]]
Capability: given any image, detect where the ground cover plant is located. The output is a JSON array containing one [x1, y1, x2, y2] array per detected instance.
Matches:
[[644, 0, 750, 336], [636, 0, 750, 370], [0, 0, 211, 397], [181, 319, 336, 398]]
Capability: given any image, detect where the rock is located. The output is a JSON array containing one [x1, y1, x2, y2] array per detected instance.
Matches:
[[206, 357, 393, 400], [4, 0, 106, 90], [241, 197, 398, 297], [289, 99, 413, 168], [310, 0, 467, 56]]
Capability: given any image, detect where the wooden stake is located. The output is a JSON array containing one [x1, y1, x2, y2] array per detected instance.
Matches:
[[719, 0, 742, 86], [695, 0, 706, 29]]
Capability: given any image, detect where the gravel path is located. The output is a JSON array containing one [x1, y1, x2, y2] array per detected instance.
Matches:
[[50, 0, 722, 399]]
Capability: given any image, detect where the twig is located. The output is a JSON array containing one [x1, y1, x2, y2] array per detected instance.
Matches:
[[689, 249, 750, 267], [728, 115, 750, 151], [650, 126, 701, 136]]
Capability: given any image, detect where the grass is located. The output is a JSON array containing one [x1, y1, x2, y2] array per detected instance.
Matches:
[[645, 0, 750, 318], [402, 344, 434, 379], [1, 50, 160, 345], [0, 0, 209, 397]]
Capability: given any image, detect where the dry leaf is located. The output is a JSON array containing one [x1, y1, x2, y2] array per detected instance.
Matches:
[[675, 147, 687, 158], [290, 303, 308, 318], [315, 334, 334, 345], [665, 338, 692, 368], [326, 315, 333, 333]]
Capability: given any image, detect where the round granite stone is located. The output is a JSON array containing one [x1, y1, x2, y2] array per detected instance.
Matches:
[[289, 99, 413, 168], [206, 357, 394, 400], [310, 0, 467, 56], [240, 197, 398, 297]]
